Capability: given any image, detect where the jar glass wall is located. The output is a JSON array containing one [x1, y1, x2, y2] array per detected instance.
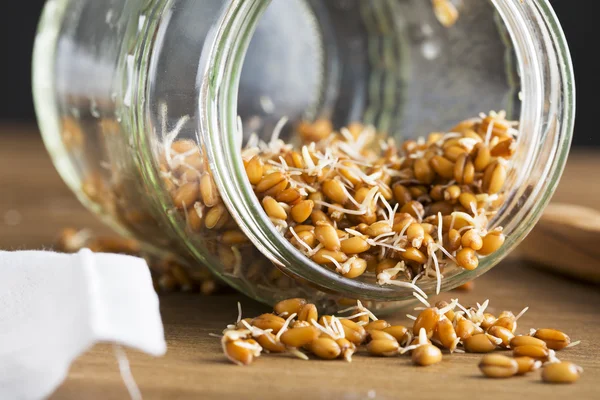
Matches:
[[34, 0, 574, 311]]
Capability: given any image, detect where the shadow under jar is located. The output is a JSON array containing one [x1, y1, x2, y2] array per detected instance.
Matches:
[[33, 0, 574, 312]]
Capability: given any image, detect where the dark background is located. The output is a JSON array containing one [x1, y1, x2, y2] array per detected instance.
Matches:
[[1, 0, 596, 146]]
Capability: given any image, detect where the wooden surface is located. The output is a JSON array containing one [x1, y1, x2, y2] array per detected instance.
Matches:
[[519, 203, 600, 283], [1, 125, 599, 400]]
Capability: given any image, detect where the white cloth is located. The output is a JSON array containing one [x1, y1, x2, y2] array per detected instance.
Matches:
[[0, 249, 166, 400]]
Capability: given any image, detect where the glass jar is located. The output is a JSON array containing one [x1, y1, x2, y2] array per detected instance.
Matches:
[[33, 0, 574, 311]]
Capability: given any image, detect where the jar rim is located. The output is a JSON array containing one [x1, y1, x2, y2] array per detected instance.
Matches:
[[200, 0, 575, 301]]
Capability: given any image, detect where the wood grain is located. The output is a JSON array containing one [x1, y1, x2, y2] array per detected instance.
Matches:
[[1, 126, 599, 400], [519, 204, 600, 283]]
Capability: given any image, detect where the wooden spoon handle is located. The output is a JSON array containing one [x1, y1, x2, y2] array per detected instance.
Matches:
[[515, 203, 600, 284]]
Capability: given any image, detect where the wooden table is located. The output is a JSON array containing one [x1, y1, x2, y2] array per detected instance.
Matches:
[[1, 126, 599, 400]]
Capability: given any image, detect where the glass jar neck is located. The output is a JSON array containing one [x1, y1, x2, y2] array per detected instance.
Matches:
[[199, 0, 575, 301]]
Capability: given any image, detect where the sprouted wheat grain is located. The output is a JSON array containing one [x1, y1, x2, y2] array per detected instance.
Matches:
[[236, 112, 514, 295], [215, 295, 581, 386], [146, 110, 517, 304]]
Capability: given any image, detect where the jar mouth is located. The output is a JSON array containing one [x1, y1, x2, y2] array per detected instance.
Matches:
[[200, 0, 575, 301]]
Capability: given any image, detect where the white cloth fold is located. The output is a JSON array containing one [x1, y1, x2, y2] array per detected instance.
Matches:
[[0, 249, 166, 400]]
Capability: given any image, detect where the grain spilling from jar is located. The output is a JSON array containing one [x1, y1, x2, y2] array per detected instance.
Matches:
[[233, 111, 516, 296], [153, 109, 518, 300], [214, 295, 582, 388]]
